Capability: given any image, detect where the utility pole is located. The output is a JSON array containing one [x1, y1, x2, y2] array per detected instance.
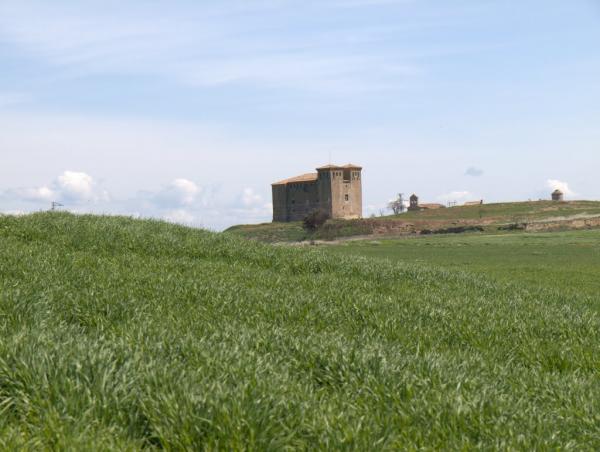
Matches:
[[51, 201, 64, 211]]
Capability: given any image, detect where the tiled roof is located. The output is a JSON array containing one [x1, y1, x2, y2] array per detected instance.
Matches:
[[273, 163, 362, 185], [316, 163, 362, 170], [272, 173, 318, 186], [316, 164, 342, 170]]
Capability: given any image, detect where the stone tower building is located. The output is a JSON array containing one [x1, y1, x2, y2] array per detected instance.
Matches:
[[272, 164, 362, 222]]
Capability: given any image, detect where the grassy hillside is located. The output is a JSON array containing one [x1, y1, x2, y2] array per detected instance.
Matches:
[[227, 200, 600, 242], [1, 213, 600, 449], [389, 200, 600, 222]]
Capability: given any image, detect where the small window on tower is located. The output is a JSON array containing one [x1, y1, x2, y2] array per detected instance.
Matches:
[[345, 194, 349, 202]]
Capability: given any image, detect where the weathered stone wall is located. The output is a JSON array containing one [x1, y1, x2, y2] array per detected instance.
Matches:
[[317, 170, 333, 218], [350, 170, 363, 218], [329, 169, 362, 219], [285, 182, 320, 221], [272, 185, 288, 222]]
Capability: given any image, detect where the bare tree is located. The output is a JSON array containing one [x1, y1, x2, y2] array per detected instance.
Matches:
[[388, 193, 406, 215]]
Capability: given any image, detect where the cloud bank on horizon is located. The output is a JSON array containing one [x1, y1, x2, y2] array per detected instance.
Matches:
[[0, 0, 599, 229]]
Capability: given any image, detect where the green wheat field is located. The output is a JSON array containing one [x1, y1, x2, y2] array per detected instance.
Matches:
[[1, 212, 600, 449]]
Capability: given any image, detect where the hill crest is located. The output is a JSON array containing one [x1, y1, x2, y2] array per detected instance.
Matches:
[[226, 200, 600, 242]]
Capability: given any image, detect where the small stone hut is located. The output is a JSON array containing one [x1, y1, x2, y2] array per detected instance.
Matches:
[[408, 194, 419, 211], [552, 189, 564, 201]]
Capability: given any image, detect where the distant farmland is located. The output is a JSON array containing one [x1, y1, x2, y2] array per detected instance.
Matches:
[[329, 229, 600, 298], [1, 212, 600, 449]]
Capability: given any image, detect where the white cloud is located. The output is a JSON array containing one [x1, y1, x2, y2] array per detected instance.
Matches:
[[164, 209, 195, 225], [546, 179, 576, 197], [16, 186, 55, 202], [8, 176, 273, 230], [4, 171, 108, 206], [57, 171, 104, 201], [179, 54, 417, 92], [240, 187, 263, 207], [129, 182, 271, 229], [0, 1, 419, 93], [154, 179, 201, 207]]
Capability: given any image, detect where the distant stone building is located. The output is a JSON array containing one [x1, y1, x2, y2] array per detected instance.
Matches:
[[271, 164, 362, 222], [552, 189, 564, 201], [408, 194, 445, 211], [464, 200, 484, 206], [408, 194, 419, 211]]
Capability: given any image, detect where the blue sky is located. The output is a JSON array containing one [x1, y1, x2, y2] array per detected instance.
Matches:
[[1, 0, 599, 229]]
